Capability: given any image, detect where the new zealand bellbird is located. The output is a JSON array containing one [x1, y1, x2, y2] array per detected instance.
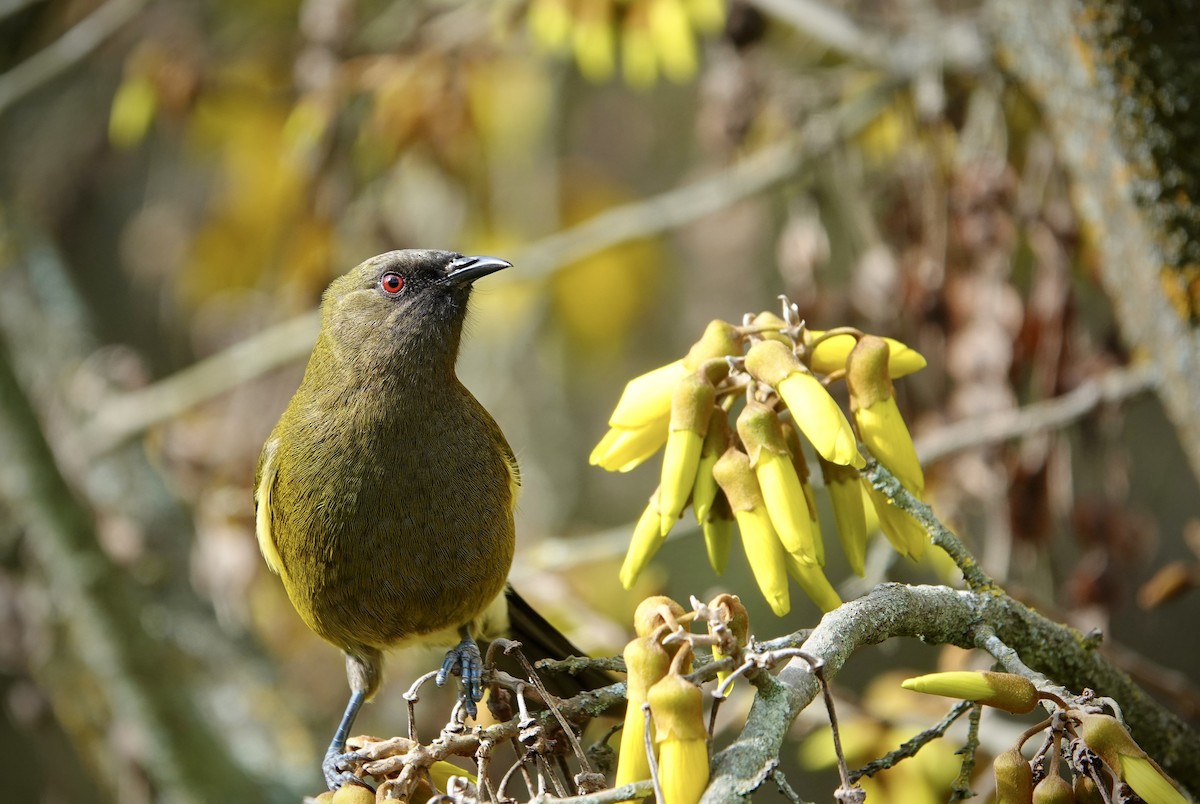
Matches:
[[255, 250, 602, 790]]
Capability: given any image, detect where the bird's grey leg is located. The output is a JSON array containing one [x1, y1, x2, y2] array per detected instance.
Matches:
[[322, 688, 369, 791], [436, 624, 484, 718]]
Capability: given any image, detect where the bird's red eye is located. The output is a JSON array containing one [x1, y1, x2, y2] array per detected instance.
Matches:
[[380, 272, 405, 295]]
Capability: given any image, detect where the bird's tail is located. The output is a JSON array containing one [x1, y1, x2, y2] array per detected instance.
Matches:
[[499, 585, 617, 703]]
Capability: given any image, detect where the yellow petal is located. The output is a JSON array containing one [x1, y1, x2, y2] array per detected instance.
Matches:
[[648, 0, 698, 83], [621, 21, 659, 90], [854, 396, 924, 495], [590, 415, 670, 472], [824, 467, 868, 575], [782, 553, 842, 612], [864, 484, 927, 559], [733, 507, 790, 616], [527, 0, 573, 52], [702, 511, 733, 575], [660, 429, 704, 533], [609, 359, 689, 428], [691, 413, 727, 522], [620, 494, 667, 588], [657, 739, 710, 804], [778, 372, 864, 468], [573, 13, 616, 82], [1120, 754, 1188, 804], [754, 452, 819, 565], [807, 331, 927, 378], [430, 760, 477, 789]]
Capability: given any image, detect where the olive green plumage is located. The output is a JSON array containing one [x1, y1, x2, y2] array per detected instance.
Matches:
[[255, 249, 517, 703]]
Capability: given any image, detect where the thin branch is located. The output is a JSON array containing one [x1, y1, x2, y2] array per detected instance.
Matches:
[[914, 363, 1159, 464], [744, 0, 988, 76], [848, 700, 974, 782], [948, 703, 982, 802], [700, 583, 1200, 802], [0, 0, 149, 118]]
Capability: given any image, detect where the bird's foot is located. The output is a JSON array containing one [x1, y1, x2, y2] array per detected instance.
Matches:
[[436, 635, 483, 718], [322, 745, 371, 792]]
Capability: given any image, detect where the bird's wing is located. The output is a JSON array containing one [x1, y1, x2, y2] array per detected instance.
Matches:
[[254, 437, 287, 578], [501, 438, 521, 509]]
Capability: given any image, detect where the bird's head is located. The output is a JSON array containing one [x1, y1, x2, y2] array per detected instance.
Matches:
[[319, 249, 511, 373]]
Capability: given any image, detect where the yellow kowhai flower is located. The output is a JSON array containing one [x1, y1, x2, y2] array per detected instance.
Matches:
[[780, 422, 825, 566], [781, 551, 842, 612], [847, 335, 928, 559], [572, 1, 617, 82], [615, 631, 671, 798], [660, 367, 722, 535], [744, 339, 863, 468], [819, 455, 868, 576], [592, 320, 739, 472], [900, 671, 1038, 715], [527, 0, 573, 53], [1077, 713, 1187, 804], [1032, 774, 1073, 803], [647, 0, 698, 83], [590, 414, 671, 472], [691, 407, 729, 524], [993, 747, 1034, 804], [737, 403, 820, 566], [713, 447, 790, 616], [805, 330, 927, 378], [648, 647, 709, 804], [619, 489, 666, 589], [701, 492, 734, 575]]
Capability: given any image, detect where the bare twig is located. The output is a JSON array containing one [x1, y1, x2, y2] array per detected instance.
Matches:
[[914, 364, 1159, 464], [948, 703, 982, 802], [0, 0, 149, 117], [849, 700, 975, 782]]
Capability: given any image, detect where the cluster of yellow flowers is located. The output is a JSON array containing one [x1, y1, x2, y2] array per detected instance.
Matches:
[[591, 306, 928, 615], [526, 0, 724, 88], [903, 672, 1188, 803], [614, 595, 745, 804]]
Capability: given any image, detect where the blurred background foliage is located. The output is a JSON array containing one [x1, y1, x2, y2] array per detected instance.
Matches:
[[0, 0, 1197, 801]]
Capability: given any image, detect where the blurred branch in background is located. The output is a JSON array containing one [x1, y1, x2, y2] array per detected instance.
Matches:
[[0, 334, 274, 801], [0, 0, 147, 118]]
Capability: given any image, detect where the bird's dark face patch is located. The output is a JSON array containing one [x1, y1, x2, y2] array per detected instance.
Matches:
[[321, 249, 507, 371]]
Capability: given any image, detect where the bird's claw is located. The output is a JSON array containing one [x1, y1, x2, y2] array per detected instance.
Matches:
[[436, 636, 483, 718], [322, 747, 371, 792]]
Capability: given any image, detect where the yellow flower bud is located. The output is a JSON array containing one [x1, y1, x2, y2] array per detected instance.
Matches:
[[819, 455, 868, 575], [1032, 774, 1074, 804], [745, 340, 862, 467], [780, 423, 826, 566], [527, 0, 573, 52], [648, 672, 709, 804], [781, 553, 842, 612], [615, 635, 672, 794], [900, 671, 1038, 714], [686, 0, 725, 33], [701, 497, 734, 575], [749, 311, 791, 344], [713, 447, 790, 615], [993, 747, 1034, 804], [863, 482, 927, 559], [1078, 713, 1186, 804], [660, 373, 718, 534], [1072, 775, 1104, 804], [691, 411, 729, 523], [805, 330, 927, 378], [684, 319, 741, 369], [738, 403, 820, 566], [633, 595, 687, 638], [620, 491, 667, 589], [572, 6, 616, 82], [331, 783, 375, 804], [648, 0, 699, 84], [847, 336, 924, 495]]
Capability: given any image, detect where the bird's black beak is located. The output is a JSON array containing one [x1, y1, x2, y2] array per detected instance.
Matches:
[[444, 255, 512, 287]]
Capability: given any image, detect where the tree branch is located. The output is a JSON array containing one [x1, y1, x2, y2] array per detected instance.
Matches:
[[702, 583, 1200, 801], [0, 0, 149, 118]]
